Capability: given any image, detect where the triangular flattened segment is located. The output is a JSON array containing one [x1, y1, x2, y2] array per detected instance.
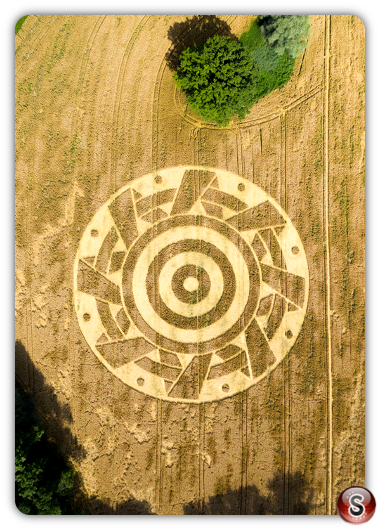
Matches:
[[210, 177, 219, 189], [207, 350, 248, 380], [136, 217, 152, 234], [141, 208, 168, 223], [158, 202, 173, 215], [209, 353, 224, 366], [261, 253, 272, 266], [97, 337, 154, 368], [256, 294, 274, 317], [171, 169, 215, 215], [188, 201, 207, 216], [83, 256, 96, 266], [229, 331, 248, 353], [241, 366, 251, 378], [164, 380, 174, 393], [259, 228, 285, 269], [252, 233, 267, 261], [96, 299, 123, 340], [145, 349, 161, 363], [275, 225, 286, 236], [133, 189, 142, 200], [77, 259, 121, 305], [96, 333, 109, 345], [227, 201, 285, 232], [109, 251, 126, 274], [96, 227, 119, 274], [136, 189, 176, 216], [265, 294, 286, 341], [116, 308, 130, 336], [245, 318, 276, 378], [202, 188, 248, 212], [201, 201, 224, 219], [214, 344, 241, 361], [159, 350, 182, 368], [108, 188, 138, 249], [169, 354, 212, 400], [135, 357, 181, 381], [260, 263, 305, 307], [125, 323, 143, 340]]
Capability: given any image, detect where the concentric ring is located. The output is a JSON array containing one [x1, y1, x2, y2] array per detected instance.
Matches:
[[122, 214, 261, 354], [159, 253, 223, 317], [171, 264, 211, 304], [148, 240, 235, 327]]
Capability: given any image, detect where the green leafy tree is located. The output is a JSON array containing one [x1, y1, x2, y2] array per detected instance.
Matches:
[[15, 385, 74, 514], [258, 15, 310, 58], [239, 17, 296, 100], [174, 35, 257, 126], [172, 17, 310, 126], [249, 44, 295, 99]]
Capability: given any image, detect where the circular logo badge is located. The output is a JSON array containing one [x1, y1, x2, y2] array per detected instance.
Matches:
[[74, 167, 309, 402], [337, 487, 376, 524]]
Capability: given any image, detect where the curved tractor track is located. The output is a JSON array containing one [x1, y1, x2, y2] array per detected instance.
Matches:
[[15, 15, 365, 515]]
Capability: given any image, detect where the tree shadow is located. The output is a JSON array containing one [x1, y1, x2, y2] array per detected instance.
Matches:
[[184, 471, 314, 515], [165, 15, 236, 71], [72, 491, 156, 515], [16, 341, 313, 515], [15, 340, 156, 514], [15, 340, 86, 461]]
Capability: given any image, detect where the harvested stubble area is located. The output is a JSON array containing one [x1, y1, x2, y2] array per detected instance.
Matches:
[[15, 15, 365, 515]]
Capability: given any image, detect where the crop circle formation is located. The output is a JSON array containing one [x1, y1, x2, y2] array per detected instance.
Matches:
[[74, 166, 309, 402]]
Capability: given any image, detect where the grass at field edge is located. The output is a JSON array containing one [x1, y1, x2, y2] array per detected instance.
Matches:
[[15, 16, 28, 35]]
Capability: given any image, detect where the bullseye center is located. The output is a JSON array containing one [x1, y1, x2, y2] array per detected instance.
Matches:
[[183, 276, 199, 293]]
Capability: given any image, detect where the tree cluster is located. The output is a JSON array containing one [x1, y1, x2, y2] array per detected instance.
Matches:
[[173, 15, 310, 126], [15, 385, 74, 514]]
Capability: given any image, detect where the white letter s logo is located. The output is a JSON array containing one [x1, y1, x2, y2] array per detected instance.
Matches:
[[349, 494, 365, 517]]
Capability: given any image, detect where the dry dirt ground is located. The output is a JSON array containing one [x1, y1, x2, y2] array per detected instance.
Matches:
[[15, 15, 365, 515]]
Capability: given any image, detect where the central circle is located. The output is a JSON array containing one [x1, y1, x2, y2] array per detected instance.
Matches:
[[183, 276, 199, 292]]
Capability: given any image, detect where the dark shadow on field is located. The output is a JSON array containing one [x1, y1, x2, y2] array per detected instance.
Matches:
[[16, 340, 86, 461], [73, 492, 156, 515], [183, 471, 314, 515], [16, 340, 87, 513], [15, 342, 311, 515], [165, 15, 236, 72], [15, 341, 156, 515]]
